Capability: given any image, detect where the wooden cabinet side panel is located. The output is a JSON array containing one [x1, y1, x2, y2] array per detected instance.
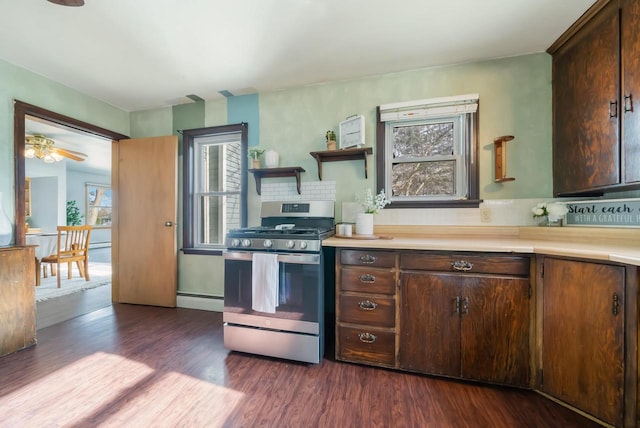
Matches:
[[399, 272, 460, 376], [0, 247, 36, 357], [553, 2, 620, 195], [460, 276, 530, 387], [542, 258, 624, 427], [622, 0, 640, 184]]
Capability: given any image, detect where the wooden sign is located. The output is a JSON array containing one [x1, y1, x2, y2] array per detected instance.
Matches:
[[565, 198, 640, 227]]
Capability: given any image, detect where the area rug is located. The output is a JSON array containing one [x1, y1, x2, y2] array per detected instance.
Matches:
[[35, 262, 112, 302]]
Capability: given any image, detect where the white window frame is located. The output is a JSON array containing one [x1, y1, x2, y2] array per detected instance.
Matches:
[[377, 94, 479, 208]]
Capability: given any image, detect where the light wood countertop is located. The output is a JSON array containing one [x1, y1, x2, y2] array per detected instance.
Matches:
[[323, 226, 640, 266]]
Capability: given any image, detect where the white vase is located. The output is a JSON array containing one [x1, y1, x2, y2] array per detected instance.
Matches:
[[264, 150, 279, 168], [355, 212, 374, 236], [0, 192, 12, 246]]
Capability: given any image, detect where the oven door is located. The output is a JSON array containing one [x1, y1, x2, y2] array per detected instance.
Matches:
[[223, 250, 323, 335]]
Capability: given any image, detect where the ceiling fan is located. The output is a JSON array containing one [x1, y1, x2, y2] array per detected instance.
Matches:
[[25, 135, 88, 163]]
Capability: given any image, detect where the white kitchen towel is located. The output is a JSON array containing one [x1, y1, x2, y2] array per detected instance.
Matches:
[[251, 252, 279, 313]]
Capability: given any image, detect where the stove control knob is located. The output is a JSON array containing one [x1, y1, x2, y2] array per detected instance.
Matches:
[[231, 238, 240, 247], [286, 240, 295, 249], [241, 239, 251, 247], [299, 241, 308, 249], [263, 239, 273, 248]]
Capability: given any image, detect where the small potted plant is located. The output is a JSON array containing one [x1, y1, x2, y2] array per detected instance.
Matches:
[[326, 130, 337, 151], [355, 188, 391, 235], [248, 148, 265, 169]]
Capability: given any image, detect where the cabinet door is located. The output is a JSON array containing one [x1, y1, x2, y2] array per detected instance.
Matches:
[[542, 258, 624, 427], [553, 1, 620, 195], [399, 272, 460, 376], [460, 276, 530, 387], [622, 0, 640, 184]]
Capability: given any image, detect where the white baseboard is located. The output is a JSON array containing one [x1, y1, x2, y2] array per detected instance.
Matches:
[[177, 294, 223, 312]]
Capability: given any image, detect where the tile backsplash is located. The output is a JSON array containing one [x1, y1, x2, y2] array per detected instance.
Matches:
[[260, 180, 336, 201], [259, 182, 566, 227]]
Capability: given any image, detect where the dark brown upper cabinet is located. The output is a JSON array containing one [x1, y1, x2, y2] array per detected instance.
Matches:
[[549, 0, 640, 196]]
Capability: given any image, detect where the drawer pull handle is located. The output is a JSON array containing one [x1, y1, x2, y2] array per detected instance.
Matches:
[[358, 300, 378, 311], [358, 332, 377, 343], [359, 274, 376, 283], [451, 260, 473, 271], [359, 254, 377, 264], [609, 100, 618, 118], [624, 94, 633, 113]]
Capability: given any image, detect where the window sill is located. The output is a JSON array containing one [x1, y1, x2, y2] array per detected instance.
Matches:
[[181, 248, 224, 256], [388, 199, 482, 209]]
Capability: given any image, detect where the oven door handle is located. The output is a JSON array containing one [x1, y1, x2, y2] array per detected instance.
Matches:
[[223, 251, 320, 265]]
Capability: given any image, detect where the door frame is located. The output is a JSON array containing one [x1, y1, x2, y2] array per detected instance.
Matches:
[[13, 100, 129, 246]]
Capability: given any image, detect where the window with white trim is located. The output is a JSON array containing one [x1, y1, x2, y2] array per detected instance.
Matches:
[[376, 94, 480, 208], [183, 123, 247, 254]]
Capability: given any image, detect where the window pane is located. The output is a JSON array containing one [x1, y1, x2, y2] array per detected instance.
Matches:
[[199, 194, 241, 246], [392, 161, 455, 196], [393, 122, 454, 158], [200, 142, 241, 193]]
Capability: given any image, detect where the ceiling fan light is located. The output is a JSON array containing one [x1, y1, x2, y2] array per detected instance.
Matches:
[[47, 0, 85, 6], [25, 148, 36, 158], [51, 152, 64, 162], [43, 154, 56, 163]]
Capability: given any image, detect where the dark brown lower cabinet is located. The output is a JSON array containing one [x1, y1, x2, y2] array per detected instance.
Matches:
[[399, 272, 530, 387], [542, 257, 626, 427]]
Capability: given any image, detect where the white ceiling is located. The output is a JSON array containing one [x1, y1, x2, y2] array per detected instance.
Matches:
[[0, 0, 595, 112]]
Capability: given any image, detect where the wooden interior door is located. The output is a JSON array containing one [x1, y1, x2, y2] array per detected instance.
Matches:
[[542, 257, 624, 427], [112, 136, 178, 307]]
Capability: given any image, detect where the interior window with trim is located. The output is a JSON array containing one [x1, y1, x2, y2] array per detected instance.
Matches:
[[376, 94, 480, 208], [182, 123, 248, 254]]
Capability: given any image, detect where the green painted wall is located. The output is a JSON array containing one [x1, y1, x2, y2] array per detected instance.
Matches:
[[0, 58, 129, 239], [130, 107, 173, 138], [258, 53, 553, 214]]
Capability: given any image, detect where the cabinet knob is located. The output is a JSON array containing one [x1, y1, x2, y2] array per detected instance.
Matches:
[[358, 300, 378, 311], [451, 260, 473, 271], [359, 274, 376, 283], [358, 332, 377, 343]]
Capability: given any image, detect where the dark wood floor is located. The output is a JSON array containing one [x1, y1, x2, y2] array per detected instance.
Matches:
[[0, 305, 600, 427]]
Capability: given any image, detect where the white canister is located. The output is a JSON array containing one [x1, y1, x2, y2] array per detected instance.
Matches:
[[264, 150, 279, 168]]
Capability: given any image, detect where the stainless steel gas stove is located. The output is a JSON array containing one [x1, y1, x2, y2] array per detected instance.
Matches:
[[223, 200, 334, 364]]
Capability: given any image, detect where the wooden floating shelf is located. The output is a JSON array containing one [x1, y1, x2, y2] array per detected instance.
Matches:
[[309, 147, 373, 180], [493, 135, 515, 183], [249, 167, 305, 195]]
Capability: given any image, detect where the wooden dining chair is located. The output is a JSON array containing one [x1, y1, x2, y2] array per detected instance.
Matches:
[[41, 225, 92, 288]]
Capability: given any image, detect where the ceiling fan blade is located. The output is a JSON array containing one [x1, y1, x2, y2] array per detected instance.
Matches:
[[54, 148, 87, 162]]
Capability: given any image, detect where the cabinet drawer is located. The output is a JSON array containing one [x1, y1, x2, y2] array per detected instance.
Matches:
[[339, 295, 395, 327], [338, 325, 395, 366], [401, 253, 529, 276], [340, 267, 396, 294], [340, 249, 396, 268]]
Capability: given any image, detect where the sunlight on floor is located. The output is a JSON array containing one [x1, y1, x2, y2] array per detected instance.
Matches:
[[0, 352, 245, 426]]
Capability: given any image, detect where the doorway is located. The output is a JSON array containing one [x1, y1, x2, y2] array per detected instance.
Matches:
[[13, 101, 129, 327]]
